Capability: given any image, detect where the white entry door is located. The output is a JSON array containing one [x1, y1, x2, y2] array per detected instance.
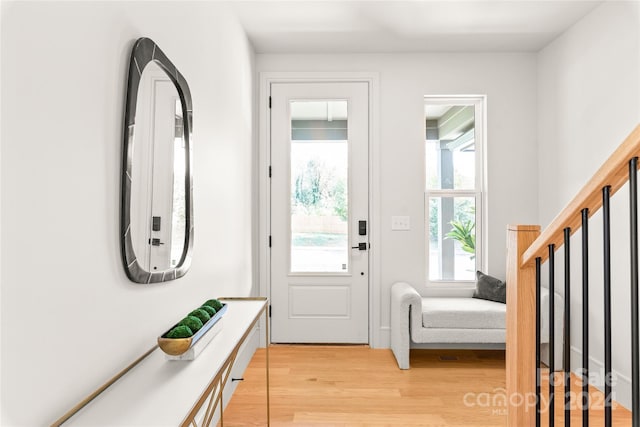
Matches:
[[270, 82, 369, 343]]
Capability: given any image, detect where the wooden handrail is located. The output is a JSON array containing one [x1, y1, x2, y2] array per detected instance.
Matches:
[[507, 123, 640, 426], [522, 124, 640, 267]]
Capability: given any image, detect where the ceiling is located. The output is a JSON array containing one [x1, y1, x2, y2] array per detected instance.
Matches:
[[229, 0, 603, 53]]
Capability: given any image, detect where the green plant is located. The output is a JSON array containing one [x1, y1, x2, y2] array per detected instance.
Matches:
[[188, 308, 211, 324], [429, 198, 439, 242], [203, 299, 223, 312], [166, 325, 193, 338], [331, 179, 348, 221], [293, 159, 326, 208], [445, 219, 476, 259], [178, 315, 203, 333], [199, 305, 216, 317]]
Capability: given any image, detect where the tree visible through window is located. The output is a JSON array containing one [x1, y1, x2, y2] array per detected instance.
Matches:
[[289, 100, 350, 273], [425, 98, 484, 282]]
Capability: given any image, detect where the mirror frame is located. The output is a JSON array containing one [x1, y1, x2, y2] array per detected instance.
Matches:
[[120, 37, 194, 284]]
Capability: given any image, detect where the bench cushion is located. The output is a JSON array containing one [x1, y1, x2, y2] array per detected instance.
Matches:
[[421, 297, 506, 329]]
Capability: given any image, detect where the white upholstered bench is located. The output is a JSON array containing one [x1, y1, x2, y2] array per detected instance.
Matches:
[[390, 281, 549, 369]]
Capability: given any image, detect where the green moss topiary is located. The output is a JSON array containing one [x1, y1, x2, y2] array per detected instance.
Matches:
[[203, 299, 223, 312], [188, 308, 211, 324], [166, 325, 193, 338], [178, 315, 203, 333], [200, 305, 216, 317]]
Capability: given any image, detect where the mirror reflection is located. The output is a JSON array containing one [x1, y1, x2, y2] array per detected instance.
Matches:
[[131, 61, 187, 272], [121, 37, 193, 284]]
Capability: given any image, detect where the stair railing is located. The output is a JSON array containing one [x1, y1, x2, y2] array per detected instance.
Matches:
[[506, 124, 640, 427]]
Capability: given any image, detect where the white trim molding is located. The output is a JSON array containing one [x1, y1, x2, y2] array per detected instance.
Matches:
[[423, 95, 488, 287], [570, 345, 633, 411]]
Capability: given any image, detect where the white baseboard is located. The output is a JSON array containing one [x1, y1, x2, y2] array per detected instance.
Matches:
[[377, 326, 390, 349], [569, 345, 632, 411]]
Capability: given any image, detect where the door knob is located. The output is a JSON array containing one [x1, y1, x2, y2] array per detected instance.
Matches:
[[351, 243, 367, 251], [151, 238, 165, 246]]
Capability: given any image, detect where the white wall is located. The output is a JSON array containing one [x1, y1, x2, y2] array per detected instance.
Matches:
[[538, 1, 640, 409], [257, 53, 539, 346], [0, 2, 256, 425]]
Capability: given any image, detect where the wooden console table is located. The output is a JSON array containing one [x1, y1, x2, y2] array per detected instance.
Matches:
[[52, 297, 269, 426]]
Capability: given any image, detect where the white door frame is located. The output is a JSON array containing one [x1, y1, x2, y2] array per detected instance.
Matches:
[[258, 72, 381, 347]]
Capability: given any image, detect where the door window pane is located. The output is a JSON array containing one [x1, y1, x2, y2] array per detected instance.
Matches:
[[428, 196, 476, 281], [290, 100, 349, 273]]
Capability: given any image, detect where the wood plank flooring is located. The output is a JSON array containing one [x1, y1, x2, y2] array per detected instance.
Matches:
[[538, 367, 632, 426], [221, 346, 632, 426]]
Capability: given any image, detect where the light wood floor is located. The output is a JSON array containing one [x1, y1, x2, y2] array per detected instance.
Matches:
[[538, 368, 632, 426], [221, 346, 632, 426]]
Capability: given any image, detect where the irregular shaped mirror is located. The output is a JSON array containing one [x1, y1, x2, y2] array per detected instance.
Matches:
[[121, 38, 193, 283]]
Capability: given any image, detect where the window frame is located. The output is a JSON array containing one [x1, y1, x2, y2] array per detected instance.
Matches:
[[424, 96, 486, 288]]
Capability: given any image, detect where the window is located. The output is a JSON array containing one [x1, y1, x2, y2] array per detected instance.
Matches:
[[290, 100, 349, 273], [425, 97, 484, 284]]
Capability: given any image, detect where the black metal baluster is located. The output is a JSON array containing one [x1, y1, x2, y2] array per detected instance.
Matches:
[[603, 185, 612, 427], [550, 243, 556, 427], [630, 158, 639, 427], [536, 256, 542, 427], [582, 208, 590, 427], [564, 227, 571, 426]]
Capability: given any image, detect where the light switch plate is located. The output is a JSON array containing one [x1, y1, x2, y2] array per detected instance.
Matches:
[[391, 216, 410, 230]]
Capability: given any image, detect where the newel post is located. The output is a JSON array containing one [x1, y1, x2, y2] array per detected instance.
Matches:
[[506, 224, 541, 427]]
